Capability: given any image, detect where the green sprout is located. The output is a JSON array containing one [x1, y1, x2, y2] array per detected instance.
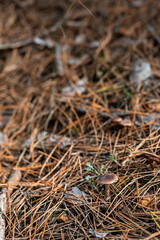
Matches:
[[109, 153, 115, 162], [123, 89, 131, 99], [85, 162, 105, 182]]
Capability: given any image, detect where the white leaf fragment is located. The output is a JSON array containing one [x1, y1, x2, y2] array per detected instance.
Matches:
[[131, 59, 152, 86], [23, 132, 72, 149], [89, 41, 100, 48], [0, 132, 7, 144], [62, 77, 87, 96], [23, 131, 48, 147], [136, 115, 160, 131], [55, 43, 65, 76], [49, 134, 72, 149], [89, 228, 108, 238], [8, 170, 22, 195], [67, 58, 80, 65], [75, 34, 87, 44], [65, 187, 90, 204], [33, 37, 54, 48]]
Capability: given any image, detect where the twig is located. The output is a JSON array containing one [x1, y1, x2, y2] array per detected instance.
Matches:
[[0, 170, 21, 240], [55, 44, 65, 76], [0, 190, 7, 240]]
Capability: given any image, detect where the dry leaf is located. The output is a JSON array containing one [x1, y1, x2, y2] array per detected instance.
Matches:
[[89, 228, 108, 238], [8, 170, 22, 194], [57, 213, 68, 222], [131, 59, 152, 87], [135, 115, 160, 131], [23, 131, 48, 147], [139, 197, 152, 207], [65, 186, 90, 204], [148, 102, 160, 112], [120, 119, 132, 127], [0, 132, 8, 144], [61, 77, 87, 96], [49, 134, 72, 149], [111, 116, 123, 123]]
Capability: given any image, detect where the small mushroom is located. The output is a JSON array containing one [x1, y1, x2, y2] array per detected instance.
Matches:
[[98, 173, 118, 200]]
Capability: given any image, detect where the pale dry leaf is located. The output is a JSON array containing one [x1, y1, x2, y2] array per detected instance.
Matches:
[[120, 119, 132, 127], [148, 102, 160, 112], [89, 41, 100, 48], [131, 59, 152, 87], [68, 58, 80, 65], [55, 43, 64, 76], [0, 132, 8, 144], [65, 186, 90, 204], [135, 115, 160, 131], [57, 213, 69, 222], [61, 77, 87, 96], [49, 134, 72, 149], [89, 228, 108, 238], [111, 116, 123, 123], [139, 197, 152, 208], [23, 131, 48, 147], [33, 37, 54, 48], [8, 170, 22, 194], [75, 34, 87, 44]]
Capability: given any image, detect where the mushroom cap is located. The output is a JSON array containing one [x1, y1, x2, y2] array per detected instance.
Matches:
[[98, 173, 118, 184]]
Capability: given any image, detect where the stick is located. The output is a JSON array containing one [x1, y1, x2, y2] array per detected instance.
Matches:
[[0, 170, 21, 240]]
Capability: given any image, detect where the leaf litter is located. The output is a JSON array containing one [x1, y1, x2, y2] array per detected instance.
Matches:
[[0, 0, 160, 239]]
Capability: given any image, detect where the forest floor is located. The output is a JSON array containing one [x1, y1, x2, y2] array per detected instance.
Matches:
[[0, 0, 160, 239]]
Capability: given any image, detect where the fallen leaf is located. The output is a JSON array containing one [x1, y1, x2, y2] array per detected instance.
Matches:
[[57, 213, 69, 222], [8, 170, 22, 194], [135, 115, 160, 131], [89, 228, 108, 239], [131, 59, 152, 87], [23, 131, 48, 147], [139, 197, 152, 207], [148, 102, 160, 112], [65, 186, 90, 204], [120, 119, 132, 127], [111, 116, 123, 123], [0, 132, 8, 144], [48, 134, 72, 149], [62, 77, 87, 96]]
